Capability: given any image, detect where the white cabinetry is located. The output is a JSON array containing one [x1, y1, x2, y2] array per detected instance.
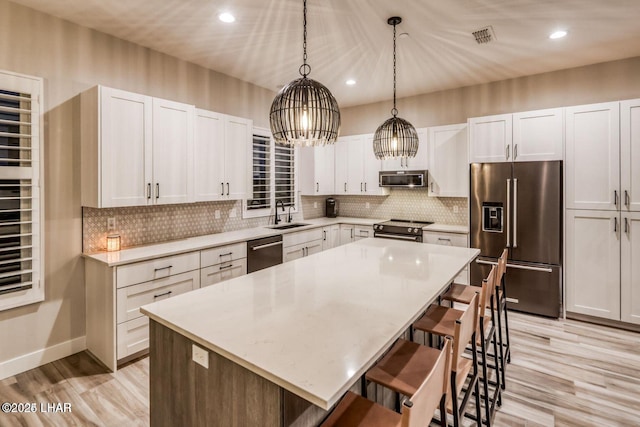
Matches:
[[340, 224, 355, 245], [423, 231, 469, 284], [194, 110, 251, 201], [381, 128, 428, 171], [283, 228, 324, 262], [621, 212, 640, 324], [300, 145, 335, 195], [621, 99, 640, 212], [428, 124, 468, 197], [469, 108, 562, 164], [322, 225, 340, 250], [334, 134, 388, 195], [565, 102, 620, 210], [86, 251, 200, 371], [200, 242, 247, 287]]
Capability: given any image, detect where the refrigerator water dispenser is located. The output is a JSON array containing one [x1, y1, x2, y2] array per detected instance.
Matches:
[[482, 203, 503, 232]]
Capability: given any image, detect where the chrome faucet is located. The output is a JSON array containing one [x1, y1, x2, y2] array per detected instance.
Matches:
[[274, 199, 285, 224]]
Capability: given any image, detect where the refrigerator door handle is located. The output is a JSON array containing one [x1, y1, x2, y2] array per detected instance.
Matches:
[[475, 258, 553, 273], [506, 179, 511, 248], [513, 178, 518, 248]]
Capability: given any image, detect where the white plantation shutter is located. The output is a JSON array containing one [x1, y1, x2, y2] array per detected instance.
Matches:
[[274, 142, 295, 207], [248, 134, 271, 210], [0, 70, 43, 311]]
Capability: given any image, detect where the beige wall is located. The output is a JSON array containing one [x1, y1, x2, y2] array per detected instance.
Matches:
[[2, 0, 640, 373], [0, 0, 275, 369], [341, 56, 640, 134]]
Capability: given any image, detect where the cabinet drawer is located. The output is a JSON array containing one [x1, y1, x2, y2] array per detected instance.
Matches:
[[283, 227, 323, 247], [117, 316, 149, 360], [116, 270, 200, 323], [423, 231, 468, 247], [201, 258, 247, 287], [200, 242, 247, 268], [116, 251, 200, 288], [354, 225, 373, 240]]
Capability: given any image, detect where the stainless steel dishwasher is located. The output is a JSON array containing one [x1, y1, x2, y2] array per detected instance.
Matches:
[[247, 235, 283, 273]]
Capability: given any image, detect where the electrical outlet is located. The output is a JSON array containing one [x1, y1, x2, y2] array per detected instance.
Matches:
[[192, 344, 209, 368], [313, 202, 318, 209], [214, 209, 221, 219], [229, 208, 237, 218], [366, 202, 370, 209], [453, 206, 459, 213], [107, 217, 116, 231]]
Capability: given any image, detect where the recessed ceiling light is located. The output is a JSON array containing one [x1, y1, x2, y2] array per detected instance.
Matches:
[[345, 79, 356, 86], [398, 32, 410, 39], [219, 12, 235, 23], [549, 30, 567, 39]]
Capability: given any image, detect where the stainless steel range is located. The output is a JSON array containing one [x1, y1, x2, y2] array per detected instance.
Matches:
[[373, 219, 434, 242]]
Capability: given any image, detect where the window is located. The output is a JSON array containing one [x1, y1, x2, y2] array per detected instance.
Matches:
[[245, 128, 297, 217], [0, 70, 43, 311]]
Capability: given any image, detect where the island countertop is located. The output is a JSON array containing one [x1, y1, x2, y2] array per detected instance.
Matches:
[[141, 239, 479, 410]]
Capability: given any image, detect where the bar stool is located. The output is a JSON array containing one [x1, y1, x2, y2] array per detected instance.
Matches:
[[320, 337, 452, 427], [441, 249, 510, 390], [413, 268, 499, 426]]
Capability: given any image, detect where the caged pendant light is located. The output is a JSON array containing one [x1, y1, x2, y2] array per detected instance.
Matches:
[[269, 0, 341, 147], [373, 17, 419, 160]]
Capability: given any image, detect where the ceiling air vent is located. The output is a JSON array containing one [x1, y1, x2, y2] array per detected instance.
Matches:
[[472, 26, 496, 44]]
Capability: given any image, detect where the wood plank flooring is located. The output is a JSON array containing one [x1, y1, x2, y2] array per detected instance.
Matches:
[[1, 312, 639, 426]]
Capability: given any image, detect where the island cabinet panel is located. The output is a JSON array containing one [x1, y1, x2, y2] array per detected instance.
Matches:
[[150, 321, 325, 427]]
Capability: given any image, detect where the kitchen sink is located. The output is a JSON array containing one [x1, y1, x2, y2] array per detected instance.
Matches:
[[269, 223, 310, 230]]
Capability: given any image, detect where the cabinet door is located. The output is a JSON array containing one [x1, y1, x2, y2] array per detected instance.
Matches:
[[340, 224, 354, 245], [512, 108, 563, 162], [354, 225, 373, 240], [362, 134, 387, 195], [305, 240, 323, 256], [316, 145, 335, 194], [347, 136, 365, 194], [224, 115, 251, 199], [283, 242, 306, 263], [334, 137, 349, 194], [405, 128, 429, 170], [468, 114, 512, 163], [201, 259, 247, 287], [152, 98, 194, 204], [565, 102, 620, 210], [565, 209, 620, 320], [621, 212, 640, 324], [428, 123, 468, 197], [621, 99, 640, 212], [100, 87, 153, 207], [194, 109, 225, 201], [381, 156, 403, 171], [329, 224, 340, 249]]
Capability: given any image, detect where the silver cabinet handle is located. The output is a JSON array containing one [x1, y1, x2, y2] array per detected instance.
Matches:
[[625, 217, 629, 234], [514, 144, 518, 160], [344, 182, 347, 192], [364, 182, 367, 192], [625, 190, 630, 207], [614, 217, 618, 233], [506, 144, 510, 161], [506, 179, 511, 248], [154, 290, 172, 299], [156, 183, 159, 199], [221, 182, 224, 196], [226, 183, 230, 196], [147, 183, 151, 199], [316, 182, 319, 192], [154, 265, 172, 272], [614, 190, 618, 207], [360, 182, 363, 192], [513, 178, 518, 248], [251, 241, 282, 250]]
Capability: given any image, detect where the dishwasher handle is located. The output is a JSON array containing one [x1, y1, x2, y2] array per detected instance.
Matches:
[[250, 241, 283, 251]]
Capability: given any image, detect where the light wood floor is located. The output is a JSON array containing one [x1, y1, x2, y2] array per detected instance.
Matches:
[[1, 312, 639, 426]]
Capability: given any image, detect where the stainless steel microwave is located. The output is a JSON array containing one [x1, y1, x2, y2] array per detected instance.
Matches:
[[379, 170, 428, 187]]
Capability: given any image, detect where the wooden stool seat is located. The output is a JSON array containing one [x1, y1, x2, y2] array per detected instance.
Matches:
[[441, 282, 478, 305], [413, 305, 464, 337], [320, 391, 401, 427], [365, 338, 443, 397]]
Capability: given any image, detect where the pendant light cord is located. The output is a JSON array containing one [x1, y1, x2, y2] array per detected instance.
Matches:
[[392, 21, 398, 117], [300, 0, 310, 77]]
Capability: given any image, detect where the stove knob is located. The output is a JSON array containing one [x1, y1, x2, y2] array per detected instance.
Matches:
[[407, 227, 412, 232], [379, 225, 384, 231]]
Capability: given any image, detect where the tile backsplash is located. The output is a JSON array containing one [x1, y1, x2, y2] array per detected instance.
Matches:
[[83, 189, 468, 253]]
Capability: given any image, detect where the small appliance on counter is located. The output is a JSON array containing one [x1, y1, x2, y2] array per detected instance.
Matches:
[[325, 197, 338, 218]]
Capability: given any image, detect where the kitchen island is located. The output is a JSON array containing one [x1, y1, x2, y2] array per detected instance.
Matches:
[[141, 238, 479, 426]]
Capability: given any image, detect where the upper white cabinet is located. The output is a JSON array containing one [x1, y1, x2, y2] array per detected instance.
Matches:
[[428, 123, 468, 197], [512, 108, 563, 162], [565, 102, 620, 211], [194, 109, 251, 201], [381, 128, 428, 171], [621, 99, 640, 212], [468, 113, 512, 163], [469, 108, 563, 164], [334, 134, 388, 196], [299, 145, 335, 195], [82, 86, 153, 208], [152, 97, 194, 205]]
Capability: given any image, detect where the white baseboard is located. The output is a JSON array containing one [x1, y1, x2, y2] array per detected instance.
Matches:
[[0, 336, 86, 380]]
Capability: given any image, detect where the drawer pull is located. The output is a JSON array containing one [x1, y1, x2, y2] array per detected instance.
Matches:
[[437, 238, 451, 242], [154, 291, 172, 299], [154, 265, 172, 272], [219, 252, 233, 257], [219, 264, 234, 270]]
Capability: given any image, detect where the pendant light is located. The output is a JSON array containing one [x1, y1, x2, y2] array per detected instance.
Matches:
[[269, 0, 341, 146], [373, 17, 419, 160]]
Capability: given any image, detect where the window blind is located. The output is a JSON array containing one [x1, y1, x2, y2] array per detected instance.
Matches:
[[274, 142, 295, 207], [248, 134, 271, 210]]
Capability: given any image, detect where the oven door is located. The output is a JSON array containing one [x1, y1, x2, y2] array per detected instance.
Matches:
[[374, 232, 422, 243]]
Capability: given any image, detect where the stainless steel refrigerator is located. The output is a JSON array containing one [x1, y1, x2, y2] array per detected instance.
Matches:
[[470, 161, 562, 317]]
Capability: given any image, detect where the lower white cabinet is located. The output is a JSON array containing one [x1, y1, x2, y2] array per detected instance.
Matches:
[[201, 259, 247, 287], [340, 224, 355, 245], [423, 230, 469, 284], [621, 212, 640, 324], [283, 228, 324, 262], [322, 225, 340, 250]]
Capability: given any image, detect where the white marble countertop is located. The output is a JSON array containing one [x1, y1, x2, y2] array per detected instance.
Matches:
[[423, 223, 469, 234], [140, 239, 480, 410], [83, 217, 385, 267]]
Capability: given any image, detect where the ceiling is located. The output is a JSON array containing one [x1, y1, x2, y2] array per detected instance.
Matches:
[[11, 0, 640, 107]]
